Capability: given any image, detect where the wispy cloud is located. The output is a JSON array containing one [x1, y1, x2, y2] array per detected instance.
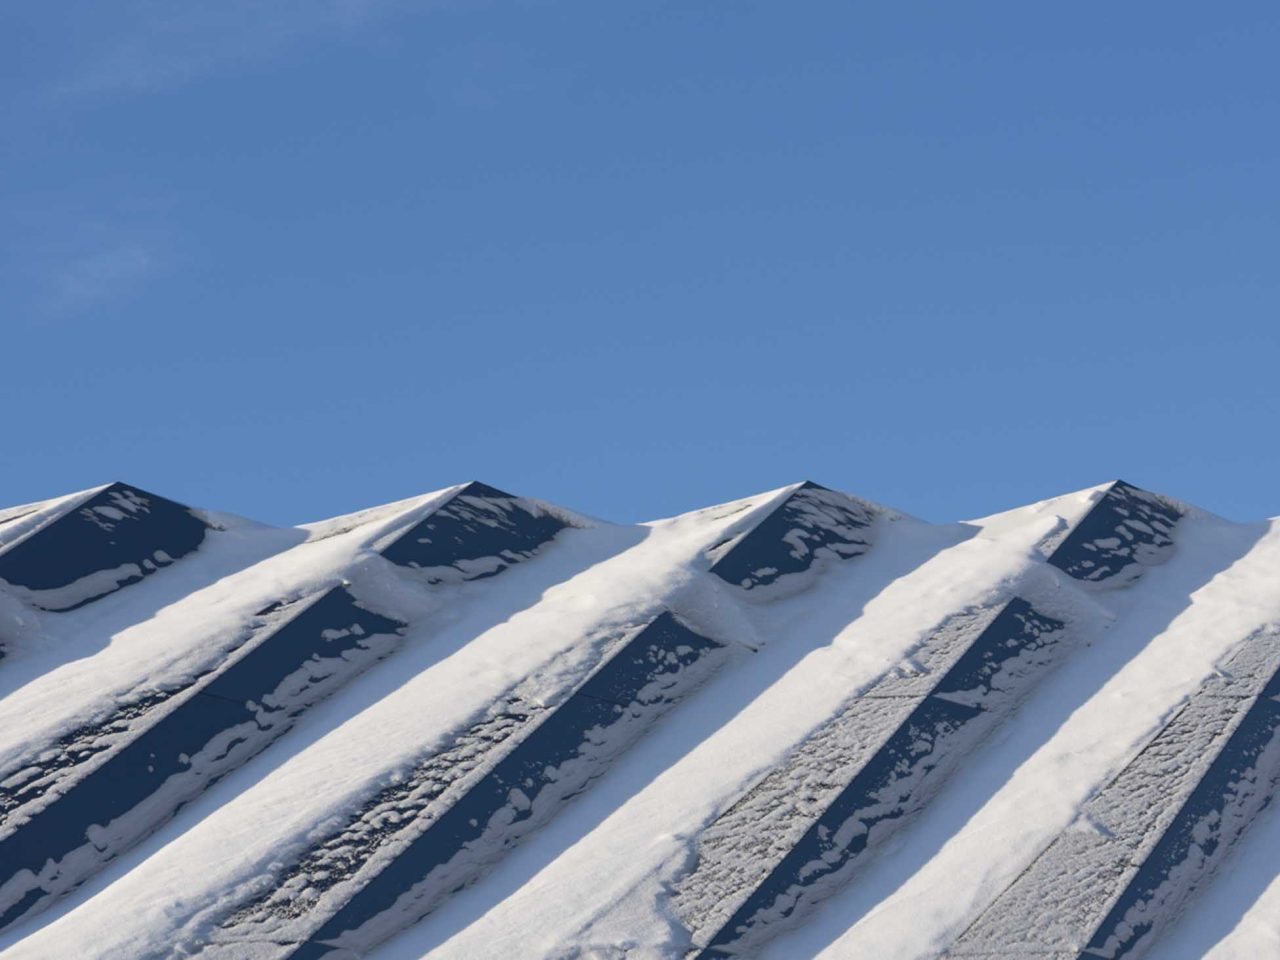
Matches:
[[51, 0, 415, 100], [46, 243, 158, 315], [1, 197, 174, 321]]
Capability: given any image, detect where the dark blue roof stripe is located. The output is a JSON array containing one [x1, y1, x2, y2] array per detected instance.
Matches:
[[709, 482, 877, 590], [0, 482, 209, 611], [379, 482, 566, 581], [1047, 481, 1182, 584]]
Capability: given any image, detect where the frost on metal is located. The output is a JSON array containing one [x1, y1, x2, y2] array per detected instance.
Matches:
[[0, 482, 210, 612], [203, 613, 726, 960], [0, 588, 405, 931], [954, 627, 1280, 960], [675, 599, 1068, 958], [211, 697, 547, 949], [1046, 481, 1183, 587], [672, 696, 915, 948], [708, 482, 879, 593]]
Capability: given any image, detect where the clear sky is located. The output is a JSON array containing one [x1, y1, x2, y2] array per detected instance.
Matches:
[[3, 2, 1278, 526]]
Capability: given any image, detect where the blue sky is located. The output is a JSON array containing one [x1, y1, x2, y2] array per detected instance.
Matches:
[[3, 2, 1278, 525]]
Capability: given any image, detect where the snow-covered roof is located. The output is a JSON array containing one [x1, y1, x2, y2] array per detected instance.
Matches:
[[0, 478, 1275, 960]]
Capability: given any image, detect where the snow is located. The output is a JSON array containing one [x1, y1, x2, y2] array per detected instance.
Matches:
[[0, 478, 1275, 960]]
